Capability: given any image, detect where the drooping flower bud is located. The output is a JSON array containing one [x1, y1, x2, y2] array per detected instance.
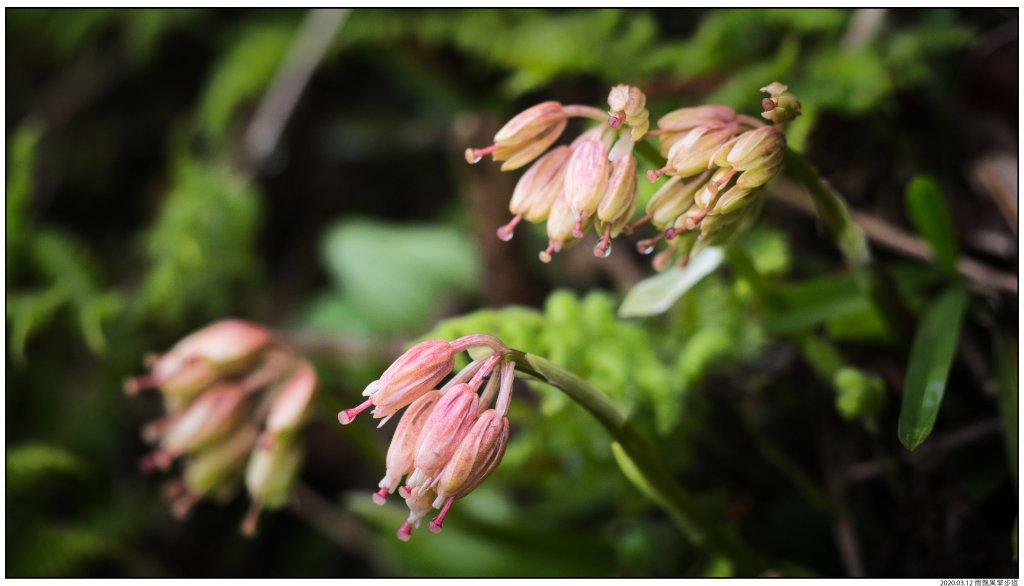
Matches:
[[432, 409, 509, 512], [159, 383, 248, 458], [539, 193, 581, 263], [760, 82, 802, 124], [497, 146, 571, 241], [339, 339, 455, 425], [607, 84, 650, 141], [242, 436, 304, 535], [265, 361, 317, 437], [406, 383, 480, 488], [593, 153, 638, 257], [465, 102, 568, 171], [182, 424, 260, 502], [564, 139, 610, 238], [656, 105, 737, 156], [125, 319, 273, 400], [376, 390, 442, 502], [726, 125, 785, 172], [646, 172, 707, 230], [664, 123, 742, 178]]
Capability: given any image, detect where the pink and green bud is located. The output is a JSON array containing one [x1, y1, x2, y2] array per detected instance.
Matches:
[[646, 172, 707, 230], [712, 184, 757, 215], [265, 361, 317, 436], [760, 82, 802, 124], [607, 84, 650, 141], [433, 409, 509, 510], [564, 139, 609, 238], [465, 101, 568, 171], [593, 154, 638, 257], [161, 383, 248, 456], [539, 194, 583, 263], [665, 123, 741, 178], [241, 436, 304, 536], [183, 424, 260, 498], [726, 126, 785, 171], [498, 145, 572, 241], [378, 390, 443, 501], [125, 319, 273, 399], [657, 105, 737, 156], [338, 339, 455, 425], [409, 383, 480, 481]]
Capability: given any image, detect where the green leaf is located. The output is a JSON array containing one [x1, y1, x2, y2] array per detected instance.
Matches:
[[897, 286, 968, 450], [618, 247, 724, 318], [317, 218, 479, 336], [7, 443, 89, 494], [6, 288, 68, 363], [760, 274, 880, 335], [905, 175, 958, 275]]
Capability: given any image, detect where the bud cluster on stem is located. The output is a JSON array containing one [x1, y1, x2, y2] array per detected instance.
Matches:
[[338, 334, 518, 541], [125, 319, 317, 536], [465, 82, 800, 270]]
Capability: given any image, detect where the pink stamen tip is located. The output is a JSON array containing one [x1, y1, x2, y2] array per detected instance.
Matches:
[[397, 522, 413, 542], [241, 501, 262, 537], [646, 168, 668, 183], [607, 114, 623, 129], [665, 227, 678, 240], [572, 218, 584, 239], [538, 243, 556, 264], [496, 214, 522, 242], [123, 374, 158, 395], [372, 487, 388, 506], [398, 485, 413, 499], [762, 98, 776, 111], [465, 144, 499, 164], [338, 399, 373, 425], [429, 496, 456, 534]]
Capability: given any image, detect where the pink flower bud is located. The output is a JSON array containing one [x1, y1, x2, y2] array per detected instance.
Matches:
[[245, 436, 303, 510], [183, 424, 260, 498], [760, 82, 801, 124], [657, 105, 737, 156], [265, 361, 317, 436], [410, 383, 480, 481], [493, 101, 566, 149], [666, 123, 742, 178], [508, 145, 571, 223], [596, 153, 638, 231], [565, 139, 609, 237], [379, 390, 442, 499], [161, 383, 248, 456], [726, 126, 785, 171], [646, 173, 707, 230], [433, 409, 509, 508], [339, 339, 454, 424]]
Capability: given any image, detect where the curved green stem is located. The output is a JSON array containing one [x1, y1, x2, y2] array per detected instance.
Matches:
[[507, 349, 810, 576], [782, 147, 913, 345]]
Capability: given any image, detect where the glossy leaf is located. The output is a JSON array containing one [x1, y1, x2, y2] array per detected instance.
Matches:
[[618, 247, 724, 318], [905, 175, 958, 274], [897, 286, 968, 450]]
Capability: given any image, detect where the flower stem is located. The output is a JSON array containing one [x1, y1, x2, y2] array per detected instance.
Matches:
[[507, 349, 811, 576], [782, 147, 913, 346]]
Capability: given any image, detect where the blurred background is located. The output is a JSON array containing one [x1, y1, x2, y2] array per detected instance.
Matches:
[[5, 8, 1018, 577]]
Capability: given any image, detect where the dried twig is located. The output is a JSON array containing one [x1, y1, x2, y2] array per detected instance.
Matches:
[[771, 178, 1018, 294]]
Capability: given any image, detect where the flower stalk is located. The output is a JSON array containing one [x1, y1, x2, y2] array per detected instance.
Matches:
[[506, 349, 809, 576]]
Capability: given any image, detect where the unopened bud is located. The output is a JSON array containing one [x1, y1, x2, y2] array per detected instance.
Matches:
[[379, 390, 442, 497], [265, 361, 317, 436], [361, 339, 455, 421], [411, 383, 480, 478], [666, 123, 741, 178], [161, 383, 248, 455], [508, 145, 571, 223], [726, 126, 785, 171], [596, 154, 638, 237], [607, 84, 650, 141], [657, 105, 737, 156], [245, 436, 303, 510], [434, 409, 509, 507], [646, 172, 707, 230], [183, 425, 260, 497], [760, 82, 801, 124], [564, 139, 609, 236]]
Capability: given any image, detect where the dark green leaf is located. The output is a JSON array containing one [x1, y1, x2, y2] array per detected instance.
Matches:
[[905, 175, 958, 274], [7, 442, 89, 494], [897, 286, 968, 450]]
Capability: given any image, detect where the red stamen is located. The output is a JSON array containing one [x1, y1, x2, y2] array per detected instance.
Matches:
[[607, 113, 623, 129], [338, 399, 372, 425], [636, 234, 664, 255], [397, 521, 414, 542], [124, 374, 159, 395], [496, 214, 522, 242], [465, 144, 499, 164], [594, 224, 613, 258], [646, 167, 670, 182], [372, 487, 389, 506], [572, 218, 584, 239], [623, 213, 652, 235], [429, 496, 456, 534]]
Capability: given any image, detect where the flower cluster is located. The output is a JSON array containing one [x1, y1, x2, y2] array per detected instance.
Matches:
[[338, 334, 516, 541], [466, 82, 801, 268], [125, 319, 317, 536]]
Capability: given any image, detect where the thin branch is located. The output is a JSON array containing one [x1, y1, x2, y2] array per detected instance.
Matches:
[[240, 8, 350, 173], [771, 178, 1018, 295]]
